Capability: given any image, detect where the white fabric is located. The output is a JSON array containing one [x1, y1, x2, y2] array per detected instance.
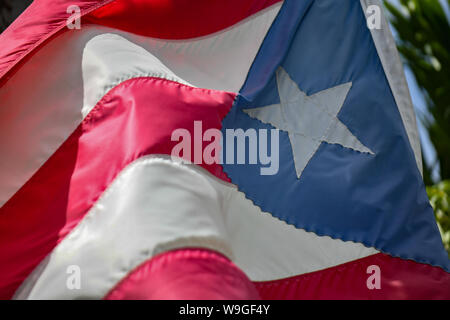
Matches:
[[16, 156, 378, 299], [244, 67, 373, 179], [360, 0, 422, 174], [81, 33, 193, 117], [17, 157, 233, 299], [0, 3, 282, 208]]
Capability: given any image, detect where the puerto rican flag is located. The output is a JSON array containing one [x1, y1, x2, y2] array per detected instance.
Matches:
[[0, 0, 449, 300]]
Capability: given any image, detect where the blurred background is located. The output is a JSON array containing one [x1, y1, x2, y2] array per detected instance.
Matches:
[[1, 0, 449, 256]]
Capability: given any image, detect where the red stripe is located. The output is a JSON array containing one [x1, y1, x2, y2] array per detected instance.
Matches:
[[87, 0, 281, 40], [0, 0, 113, 82], [106, 249, 450, 300], [104, 248, 260, 300], [0, 78, 235, 299], [0, 0, 281, 81], [106, 250, 450, 300], [255, 253, 450, 300]]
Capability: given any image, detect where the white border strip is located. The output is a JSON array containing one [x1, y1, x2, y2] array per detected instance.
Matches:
[[360, 0, 422, 175]]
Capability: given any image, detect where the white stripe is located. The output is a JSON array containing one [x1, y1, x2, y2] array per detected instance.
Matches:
[[17, 157, 233, 299], [0, 3, 281, 208], [127, 3, 282, 92], [360, 0, 422, 174], [81, 33, 193, 118], [16, 157, 377, 299]]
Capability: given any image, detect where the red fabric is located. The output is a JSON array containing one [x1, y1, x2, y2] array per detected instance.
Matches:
[[0, 0, 281, 81], [105, 249, 260, 300], [0, 78, 235, 299], [87, 0, 281, 40], [105, 249, 450, 300], [255, 253, 450, 300], [2, 0, 449, 301], [106, 250, 450, 300], [0, 0, 113, 81], [0, 0, 278, 298]]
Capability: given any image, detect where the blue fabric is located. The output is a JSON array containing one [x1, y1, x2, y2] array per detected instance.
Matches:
[[222, 0, 450, 271]]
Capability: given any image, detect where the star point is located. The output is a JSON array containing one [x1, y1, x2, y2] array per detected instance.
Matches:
[[244, 67, 373, 179]]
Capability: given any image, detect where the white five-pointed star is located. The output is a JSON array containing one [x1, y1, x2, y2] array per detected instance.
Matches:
[[244, 67, 374, 179]]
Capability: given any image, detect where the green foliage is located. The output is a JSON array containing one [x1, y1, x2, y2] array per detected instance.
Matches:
[[427, 180, 450, 257], [384, 0, 450, 183]]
